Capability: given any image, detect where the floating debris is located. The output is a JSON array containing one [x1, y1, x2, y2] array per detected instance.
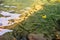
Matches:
[[0, 11, 21, 18], [8, 10, 15, 13], [0, 29, 13, 36], [25, 7, 31, 10], [10, 14, 21, 19], [4, 5, 10, 8], [0, 17, 12, 26], [10, 6, 16, 8], [0, 11, 11, 16], [0, 11, 21, 26], [0, 4, 4, 6], [20, 9, 25, 13]]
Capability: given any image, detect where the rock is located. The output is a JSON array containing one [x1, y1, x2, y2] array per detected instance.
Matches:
[[28, 33, 46, 40], [0, 29, 13, 36]]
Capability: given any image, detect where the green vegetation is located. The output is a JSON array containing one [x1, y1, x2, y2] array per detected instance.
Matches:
[[11, 2, 60, 40], [0, 0, 60, 40]]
